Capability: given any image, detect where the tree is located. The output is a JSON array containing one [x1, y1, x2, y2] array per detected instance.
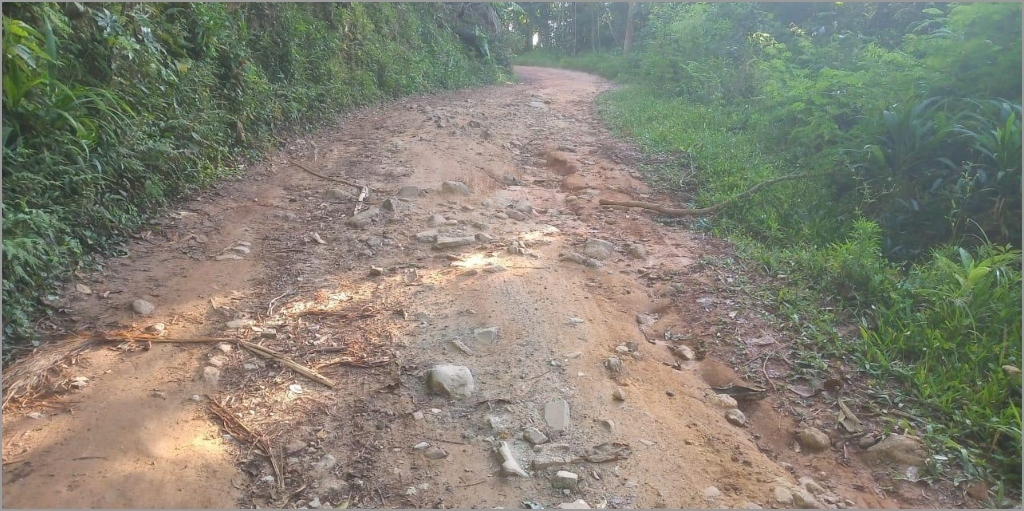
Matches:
[[623, 2, 637, 54]]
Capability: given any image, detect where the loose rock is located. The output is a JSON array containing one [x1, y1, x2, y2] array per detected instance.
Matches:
[[226, 319, 256, 329], [704, 486, 722, 500], [556, 500, 590, 510], [423, 446, 448, 459], [612, 387, 627, 401], [858, 435, 878, 449], [626, 244, 647, 259], [324, 188, 348, 201], [671, 345, 696, 361], [217, 343, 233, 353], [551, 470, 579, 490], [208, 355, 229, 368], [725, 409, 747, 427], [475, 232, 494, 242], [473, 326, 499, 342], [397, 185, 422, 198], [441, 181, 471, 195], [428, 214, 447, 226], [415, 230, 439, 243], [369, 266, 385, 276], [434, 236, 475, 250], [796, 427, 831, 452], [514, 200, 534, 214], [507, 210, 528, 221], [865, 434, 927, 466], [605, 356, 623, 373], [381, 198, 400, 212], [773, 486, 794, 506], [544, 399, 571, 432], [202, 366, 221, 385], [346, 206, 381, 228], [427, 364, 475, 399], [132, 299, 156, 315], [144, 323, 166, 335], [583, 239, 614, 260], [524, 427, 549, 445], [707, 393, 738, 409]]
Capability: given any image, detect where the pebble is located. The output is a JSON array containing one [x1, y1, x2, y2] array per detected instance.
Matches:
[[507, 210, 528, 221], [612, 387, 627, 401], [428, 214, 447, 226], [544, 399, 571, 432], [796, 427, 831, 452], [583, 239, 614, 260], [671, 345, 696, 360], [413, 442, 430, 450], [412, 411, 425, 421], [308, 497, 321, 509], [381, 198, 400, 212], [28, 412, 44, 419], [415, 230, 439, 243], [285, 440, 306, 454], [858, 434, 878, 449], [475, 232, 494, 242], [132, 299, 156, 315], [704, 486, 722, 500], [515, 200, 534, 214], [551, 470, 579, 490], [556, 500, 590, 510], [773, 486, 794, 505], [725, 409, 747, 427], [324, 188, 348, 201], [604, 356, 623, 373], [346, 206, 380, 228], [865, 434, 927, 466], [666, 389, 676, 397], [202, 366, 221, 385], [396, 185, 422, 198], [369, 266, 385, 276], [243, 362, 258, 371], [217, 343, 233, 353], [144, 323, 166, 335], [799, 476, 825, 495], [208, 355, 229, 368]]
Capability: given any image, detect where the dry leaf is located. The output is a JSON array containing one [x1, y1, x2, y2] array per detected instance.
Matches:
[[76, 283, 92, 295]]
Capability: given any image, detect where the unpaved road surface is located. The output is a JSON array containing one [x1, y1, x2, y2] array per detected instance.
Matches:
[[3, 67, 953, 509]]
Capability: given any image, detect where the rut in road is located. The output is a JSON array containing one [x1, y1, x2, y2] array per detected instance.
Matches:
[[2, 67, 945, 509]]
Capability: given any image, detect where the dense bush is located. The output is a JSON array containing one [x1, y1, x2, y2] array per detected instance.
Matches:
[[2, 2, 512, 354]]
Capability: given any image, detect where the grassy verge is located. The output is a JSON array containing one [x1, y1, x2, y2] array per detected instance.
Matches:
[[528, 53, 1022, 498]]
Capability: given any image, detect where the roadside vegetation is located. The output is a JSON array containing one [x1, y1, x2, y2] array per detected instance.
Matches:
[[514, 2, 1021, 498], [2, 2, 521, 357]]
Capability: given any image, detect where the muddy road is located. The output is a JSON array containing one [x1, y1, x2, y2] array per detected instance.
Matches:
[[2, 67, 951, 509]]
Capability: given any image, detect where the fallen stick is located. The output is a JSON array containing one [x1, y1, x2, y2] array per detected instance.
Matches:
[[598, 173, 813, 217], [208, 399, 284, 491], [287, 159, 373, 192], [238, 341, 337, 388]]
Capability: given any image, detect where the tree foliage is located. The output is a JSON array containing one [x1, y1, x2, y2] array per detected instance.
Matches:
[[1, 2, 513, 356]]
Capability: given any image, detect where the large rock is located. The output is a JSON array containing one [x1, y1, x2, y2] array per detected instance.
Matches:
[[865, 434, 927, 466], [583, 239, 615, 260], [427, 365, 475, 399]]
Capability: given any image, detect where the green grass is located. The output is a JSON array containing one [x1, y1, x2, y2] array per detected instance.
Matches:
[[529, 53, 1022, 497]]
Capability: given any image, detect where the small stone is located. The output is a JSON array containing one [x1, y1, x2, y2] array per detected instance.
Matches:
[[473, 326, 499, 342], [615, 345, 630, 354], [597, 418, 615, 431], [381, 198, 400, 212], [226, 319, 255, 329], [551, 470, 579, 490], [529, 101, 548, 110], [799, 477, 825, 495], [556, 500, 590, 510], [743, 502, 763, 509], [369, 266, 385, 276], [612, 387, 627, 401], [626, 244, 647, 259], [858, 435, 878, 449], [415, 230, 439, 243], [796, 427, 831, 452], [475, 232, 494, 242], [524, 427, 550, 445], [28, 412, 44, 419], [507, 210, 528, 221], [412, 411, 425, 421], [217, 343, 233, 353], [666, 389, 676, 397], [243, 363, 258, 371], [514, 200, 534, 214], [144, 323, 166, 335], [434, 236, 476, 249], [397, 185, 422, 198], [202, 366, 221, 385], [707, 394, 738, 408], [308, 497, 321, 509], [324, 188, 348, 201], [792, 489, 823, 508], [285, 440, 306, 454], [214, 253, 244, 261], [583, 239, 614, 260], [966, 481, 989, 501], [671, 345, 696, 360], [346, 206, 381, 228], [208, 355, 229, 368], [427, 364, 475, 399], [773, 486, 794, 505], [428, 214, 447, 226], [604, 356, 623, 373], [726, 409, 747, 427], [441, 181, 471, 195], [413, 441, 430, 450], [533, 455, 572, 469], [544, 399, 570, 432], [132, 299, 155, 315], [423, 446, 448, 459], [704, 486, 722, 500]]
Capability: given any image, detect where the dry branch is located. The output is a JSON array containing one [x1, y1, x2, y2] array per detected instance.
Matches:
[[599, 173, 813, 217], [238, 341, 337, 388], [287, 159, 372, 192]]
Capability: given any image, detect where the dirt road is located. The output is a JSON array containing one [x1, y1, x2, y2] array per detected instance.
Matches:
[[2, 67, 948, 509]]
